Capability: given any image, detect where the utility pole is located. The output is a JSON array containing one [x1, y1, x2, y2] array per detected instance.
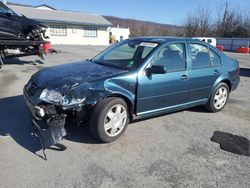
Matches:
[[221, 2, 228, 36], [222, 2, 228, 23]]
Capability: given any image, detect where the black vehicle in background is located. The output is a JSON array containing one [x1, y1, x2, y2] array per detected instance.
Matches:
[[0, 2, 51, 67], [0, 2, 48, 41]]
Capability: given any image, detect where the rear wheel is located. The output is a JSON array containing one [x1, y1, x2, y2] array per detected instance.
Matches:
[[206, 83, 229, 112], [89, 97, 129, 143]]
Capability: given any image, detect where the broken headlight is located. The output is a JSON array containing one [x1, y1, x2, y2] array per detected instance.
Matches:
[[39, 89, 63, 104], [39, 88, 86, 107]]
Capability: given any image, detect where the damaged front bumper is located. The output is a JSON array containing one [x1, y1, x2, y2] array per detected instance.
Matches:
[[24, 91, 67, 158], [32, 117, 66, 159]]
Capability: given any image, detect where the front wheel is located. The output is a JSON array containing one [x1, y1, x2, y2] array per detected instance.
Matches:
[[89, 97, 129, 143], [206, 83, 229, 112]]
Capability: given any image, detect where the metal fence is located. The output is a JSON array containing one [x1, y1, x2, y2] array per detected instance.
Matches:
[[217, 38, 250, 51]]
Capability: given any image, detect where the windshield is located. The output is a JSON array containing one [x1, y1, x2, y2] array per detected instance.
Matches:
[[92, 40, 158, 70], [0, 3, 15, 14]]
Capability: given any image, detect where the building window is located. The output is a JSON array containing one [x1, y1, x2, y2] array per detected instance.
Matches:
[[50, 25, 67, 36], [84, 27, 97, 37]]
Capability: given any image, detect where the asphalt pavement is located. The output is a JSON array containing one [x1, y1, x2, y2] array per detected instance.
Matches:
[[0, 45, 249, 188]]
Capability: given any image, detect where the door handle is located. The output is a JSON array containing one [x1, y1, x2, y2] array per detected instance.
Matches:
[[214, 70, 220, 75], [181, 74, 188, 80]]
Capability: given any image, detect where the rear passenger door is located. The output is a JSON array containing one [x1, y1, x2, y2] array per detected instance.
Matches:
[[188, 43, 221, 102]]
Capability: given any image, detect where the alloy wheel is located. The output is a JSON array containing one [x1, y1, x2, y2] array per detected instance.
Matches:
[[104, 104, 127, 137], [213, 86, 228, 110]]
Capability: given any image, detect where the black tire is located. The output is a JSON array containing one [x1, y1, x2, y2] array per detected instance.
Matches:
[[89, 97, 129, 143], [205, 82, 229, 112]]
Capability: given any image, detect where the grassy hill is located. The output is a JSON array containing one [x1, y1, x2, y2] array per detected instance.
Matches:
[[104, 16, 181, 37]]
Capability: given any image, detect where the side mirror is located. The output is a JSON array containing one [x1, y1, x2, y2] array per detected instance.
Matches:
[[146, 65, 167, 75]]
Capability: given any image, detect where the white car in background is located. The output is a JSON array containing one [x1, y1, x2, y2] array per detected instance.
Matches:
[[193, 37, 217, 47]]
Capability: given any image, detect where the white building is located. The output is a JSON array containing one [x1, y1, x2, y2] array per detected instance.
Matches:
[[9, 4, 113, 45], [109, 26, 130, 42], [193, 37, 217, 47]]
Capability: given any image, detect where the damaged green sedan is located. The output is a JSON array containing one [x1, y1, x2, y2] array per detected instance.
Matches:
[[24, 37, 240, 144]]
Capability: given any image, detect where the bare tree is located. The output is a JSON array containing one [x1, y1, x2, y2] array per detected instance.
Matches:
[[216, 3, 250, 37], [182, 14, 199, 37], [182, 3, 250, 38], [181, 7, 212, 37]]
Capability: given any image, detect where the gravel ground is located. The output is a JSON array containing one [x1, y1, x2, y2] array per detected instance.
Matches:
[[0, 45, 249, 188]]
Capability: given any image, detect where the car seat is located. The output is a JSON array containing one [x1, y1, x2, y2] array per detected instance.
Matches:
[[161, 50, 184, 71], [193, 52, 211, 68]]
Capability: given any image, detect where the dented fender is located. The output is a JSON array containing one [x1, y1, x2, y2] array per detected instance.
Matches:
[[60, 71, 137, 110]]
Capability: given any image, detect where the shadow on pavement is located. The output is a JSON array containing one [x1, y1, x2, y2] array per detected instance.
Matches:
[[0, 95, 98, 159], [0, 95, 41, 154], [240, 68, 250, 77], [3, 57, 44, 66], [211, 131, 250, 157], [187, 106, 208, 113], [65, 123, 99, 144]]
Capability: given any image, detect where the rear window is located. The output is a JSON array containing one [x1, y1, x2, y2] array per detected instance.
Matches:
[[210, 49, 221, 66]]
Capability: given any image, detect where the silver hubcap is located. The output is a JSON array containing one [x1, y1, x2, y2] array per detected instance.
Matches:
[[104, 104, 127, 137], [213, 86, 228, 110]]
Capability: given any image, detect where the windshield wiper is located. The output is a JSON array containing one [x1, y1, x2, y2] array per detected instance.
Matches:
[[91, 59, 128, 70], [92, 59, 107, 66]]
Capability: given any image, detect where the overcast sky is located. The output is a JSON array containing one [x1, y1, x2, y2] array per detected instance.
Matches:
[[8, 0, 250, 25]]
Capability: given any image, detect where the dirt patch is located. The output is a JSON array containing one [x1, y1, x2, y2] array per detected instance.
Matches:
[[222, 104, 250, 121], [21, 65, 44, 73], [146, 159, 193, 187], [80, 164, 114, 188]]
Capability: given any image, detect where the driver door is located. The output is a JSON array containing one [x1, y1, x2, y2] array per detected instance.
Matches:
[[136, 42, 190, 115]]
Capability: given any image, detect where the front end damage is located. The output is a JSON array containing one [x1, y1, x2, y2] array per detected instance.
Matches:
[[24, 93, 68, 159], [23, 82, 114, 159], [23, 61, 136, 158], [32, 104, 67, 146]]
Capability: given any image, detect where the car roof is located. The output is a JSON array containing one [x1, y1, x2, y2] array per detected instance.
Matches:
[[129, 36, 201, 43]]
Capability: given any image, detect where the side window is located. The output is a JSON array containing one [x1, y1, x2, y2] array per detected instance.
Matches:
[[210, 49, 221, 66], [152, 43, 186, 72], [190, 43, 211, 69], [207, 39, 212, 44], [0, 4, 9, 13]]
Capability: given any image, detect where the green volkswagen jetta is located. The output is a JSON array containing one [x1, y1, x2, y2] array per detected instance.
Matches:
[[24, 37, 240, 143]]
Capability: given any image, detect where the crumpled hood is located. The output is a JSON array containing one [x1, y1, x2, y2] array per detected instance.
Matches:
[[32, 61, 126, 89]]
